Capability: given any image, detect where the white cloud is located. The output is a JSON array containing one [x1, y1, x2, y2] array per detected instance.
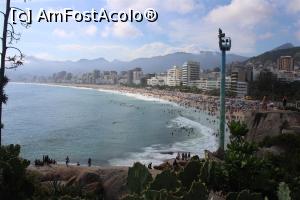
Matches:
[[58, 44, 84, 51], [105, 0, 201, 14], [258, 32, 273, 40], [163, 0, 203, 14], [52, 28, 74, 38], [286, 0, 300, 13], [166, 0, 274, 54], [101, 23, 143, 38], [204, 0, 272, 28], [34, 52, 55, 60], [84, 25, 98, 36]]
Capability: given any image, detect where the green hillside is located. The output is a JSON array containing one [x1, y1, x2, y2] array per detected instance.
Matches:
[[246, 47, 300, 65]]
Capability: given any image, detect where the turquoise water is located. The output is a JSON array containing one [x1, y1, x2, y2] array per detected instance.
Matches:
[[3, 83, 217, 166]]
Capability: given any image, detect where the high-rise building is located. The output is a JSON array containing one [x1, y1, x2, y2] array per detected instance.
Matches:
[[125, 68, 143, 85], [167, 66, 182, 86], [132, 68, 143, 85], [277, 56, 294, 71], [182, 61, 200, 86], [230, 69, 250, 97]]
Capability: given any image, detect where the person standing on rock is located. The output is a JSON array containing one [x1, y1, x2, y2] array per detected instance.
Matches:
[[282, 96, 287, 110], [66, 156, 70, 167], [88, 158, 92, 167]]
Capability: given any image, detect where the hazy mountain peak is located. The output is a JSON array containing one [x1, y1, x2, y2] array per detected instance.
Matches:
[[272, 43, 294, 51]]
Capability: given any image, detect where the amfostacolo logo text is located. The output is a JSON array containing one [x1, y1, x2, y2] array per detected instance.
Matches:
[[11, 8, 158, 24]]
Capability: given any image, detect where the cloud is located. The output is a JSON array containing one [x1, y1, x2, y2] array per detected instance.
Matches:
[[34, 52, 55, 60], [166, 0, 274, 54], [53, 25, 98, 39], [101, 23, 143, 38], [105, 0, 201, 14], [163, 0, 203, 14], [286, 0, 300, 13], [58, 44, 84, 51], [84, 25, 98, 36], [52, 28, 74, 38], [258, 32, 273, 40], [205, 0, 272, 28]]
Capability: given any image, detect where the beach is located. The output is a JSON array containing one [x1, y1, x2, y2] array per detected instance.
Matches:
[[39, 83, 259, 123]]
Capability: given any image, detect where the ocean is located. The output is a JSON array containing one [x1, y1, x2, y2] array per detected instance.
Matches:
[[3, 83, 218, 166]]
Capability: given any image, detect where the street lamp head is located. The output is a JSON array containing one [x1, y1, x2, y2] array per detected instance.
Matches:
[[218, 28, 225, 38], [218, 28, 231, 51]]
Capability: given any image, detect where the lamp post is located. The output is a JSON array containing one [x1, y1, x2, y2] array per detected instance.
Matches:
[[218, 29, 231, 150]]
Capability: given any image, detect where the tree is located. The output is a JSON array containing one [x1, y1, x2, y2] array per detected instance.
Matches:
[[0, 0, 29, 145]]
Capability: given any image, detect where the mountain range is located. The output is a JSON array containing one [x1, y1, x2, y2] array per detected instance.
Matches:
[[7, 51, 247, 79], [8, 43, 300, 80]]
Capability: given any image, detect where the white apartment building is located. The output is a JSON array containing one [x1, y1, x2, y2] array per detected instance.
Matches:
[[189, 77, 231, 91], [182, 61, 200, 86], [147, 74, 167, 86], [167, 66, 182, 86]]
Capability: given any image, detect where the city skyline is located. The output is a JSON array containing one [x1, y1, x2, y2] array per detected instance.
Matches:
[[1, 0, 300, 62]]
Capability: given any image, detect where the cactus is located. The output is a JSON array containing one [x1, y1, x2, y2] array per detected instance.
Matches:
[[277, 182, 291, 200], [178, 160, 202, 189], [226, 192, 238, 200], [144, 189, 181, 200], [127, 162, 153, 195], [122, 194, 144, 200], [236, 190, 263, 200], [225, 190, 263, 200], [199, 160, 216, 185], [183, 181, 208, 200], [190, 155, 200, 161], [149, 170, 180, 192]]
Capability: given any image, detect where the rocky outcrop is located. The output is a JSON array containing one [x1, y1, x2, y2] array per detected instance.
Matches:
[[28, 165, 161, 200], [245, 110, 300, 143]]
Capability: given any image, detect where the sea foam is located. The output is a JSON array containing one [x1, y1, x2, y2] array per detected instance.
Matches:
[[109, 116, 218, 166]]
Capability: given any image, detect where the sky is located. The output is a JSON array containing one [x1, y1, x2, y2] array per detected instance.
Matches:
[[1, 0, 300, 61]]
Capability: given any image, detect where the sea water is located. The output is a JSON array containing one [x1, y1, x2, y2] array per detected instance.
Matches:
[[3, 83, 218, 166]]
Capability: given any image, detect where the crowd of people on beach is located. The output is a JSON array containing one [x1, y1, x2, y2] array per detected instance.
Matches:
[[98, 85, 265, 122], [34, 155, 57, 166]]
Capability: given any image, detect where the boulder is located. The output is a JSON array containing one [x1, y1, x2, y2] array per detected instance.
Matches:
[[245, 111, 300, 143]]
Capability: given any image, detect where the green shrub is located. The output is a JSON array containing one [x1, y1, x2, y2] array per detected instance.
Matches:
[[0, 144, 35, 200]]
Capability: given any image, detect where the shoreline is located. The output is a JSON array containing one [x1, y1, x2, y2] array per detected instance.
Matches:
[[15, 82, 255, 123]]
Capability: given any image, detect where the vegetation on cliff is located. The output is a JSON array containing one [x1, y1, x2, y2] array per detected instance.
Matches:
[[124, 121, 300, 200], [0, 144, 104, 200]]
